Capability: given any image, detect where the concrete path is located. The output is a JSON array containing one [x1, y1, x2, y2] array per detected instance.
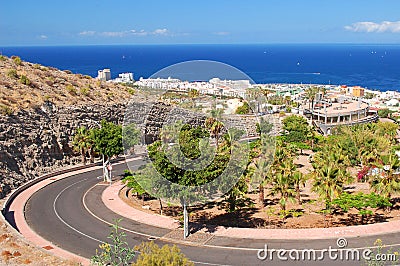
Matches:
[[103, 181, 400, 240]]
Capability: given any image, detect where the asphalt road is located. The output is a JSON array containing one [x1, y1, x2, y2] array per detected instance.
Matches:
[[24, 160, 400, 266]]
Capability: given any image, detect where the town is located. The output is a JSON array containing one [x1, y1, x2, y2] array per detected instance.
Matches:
[[98, 68, 400, 136]]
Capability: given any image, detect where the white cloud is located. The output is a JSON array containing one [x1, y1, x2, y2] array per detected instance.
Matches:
[[84, 28, 170, 38], [38, 35, 48, 40], [130, 29, 148, 36], [79, 31, 96, 36], [345, 21, 400, 33], [152, 28, 168, 35], [101, 31, 127, 37], [214, 31, 230, 36]]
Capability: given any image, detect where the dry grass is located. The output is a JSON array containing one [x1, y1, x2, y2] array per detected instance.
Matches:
[[0, 218, 81, 266], [0, 55, 136, 114]]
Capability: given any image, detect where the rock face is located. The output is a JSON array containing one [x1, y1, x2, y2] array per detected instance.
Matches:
[[0, 99, 261, 199], [0, 102, 125, 198]]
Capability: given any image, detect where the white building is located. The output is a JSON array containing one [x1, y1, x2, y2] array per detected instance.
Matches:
[[386, 98, 399, 106], [209, 78, 252, 90], [113, 73, 134, 83], [97, 69, 111, 81]]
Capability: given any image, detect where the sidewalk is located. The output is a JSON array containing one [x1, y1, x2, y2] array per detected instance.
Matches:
[[103, 181, 400, 240], [4, 157, 140, 265], [6, 167, 101, 266]]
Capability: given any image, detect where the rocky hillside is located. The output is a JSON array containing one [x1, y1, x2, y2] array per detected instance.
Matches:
[[0, 55, 134, 114], [0, 55, 137, 198]]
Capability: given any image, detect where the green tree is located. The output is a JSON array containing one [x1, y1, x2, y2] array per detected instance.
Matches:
[[253, 158, 270, 206], [132, 241, 194, 266], [269, 172, 295, 212], [122, 123, 140, 155], [256, 117, 273, 135], [235, 101, 250, 114], [223, 175, 249, 213], [311, 164, 349, 210], [292, 171, 307, 204], [282, 115, 311, 153], [92, 119, 123, 160], [72, 126, 91, 165], [123, 170, 148, 205], [369, 153, 400, 199], [378, 108, 392, 118], [304, 86, 318, 111], [205, 117, 224, 147]]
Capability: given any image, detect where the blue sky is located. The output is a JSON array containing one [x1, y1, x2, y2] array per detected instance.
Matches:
[[1, 0, 400, 46]]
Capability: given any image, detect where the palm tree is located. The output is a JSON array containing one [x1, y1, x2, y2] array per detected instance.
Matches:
[[205, 117, 224, 147], [304, 87, 318, 111], [72, 126, 91, 165], [311, 164, 349, 210], [254, 158, 271, 206], [369, 153, 400, 199], [269, 172, 295, 212], [292, 171, 307, 204]]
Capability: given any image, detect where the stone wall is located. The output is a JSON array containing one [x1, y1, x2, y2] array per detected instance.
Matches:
[[0, 103, 125, 198], [0, 100, 261, 199]]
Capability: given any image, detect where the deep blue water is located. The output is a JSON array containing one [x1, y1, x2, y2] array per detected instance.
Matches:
[[1, 44, 400, 91]]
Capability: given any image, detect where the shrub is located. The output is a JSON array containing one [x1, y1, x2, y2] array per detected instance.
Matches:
[[0, 104, 13, 116], [107, 92, 114, 99], [43, 94, 51, 101], [132, 241, 194, 266], [66, 84, 77, 95], [127, 88, 135, 95], [378, 108, 394, 118], [235, 101, 250, 114], [79, 86, 90, 96], [91, 219, 136, 266], [19, 75, 31, 85], [7, 69, 18, 79], [12, 56, 22, 66], [0, 55, 6, 61], [33, 64, 41, 69]]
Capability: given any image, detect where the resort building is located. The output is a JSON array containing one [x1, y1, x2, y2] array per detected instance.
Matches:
[[209, 78, 252, 90], [112, 72, 134, 83], [97, 69, 111, 81], [352, 86, 365, 97], [309, 97, 379, 135]]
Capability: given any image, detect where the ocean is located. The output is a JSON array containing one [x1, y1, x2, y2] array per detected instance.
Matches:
[[1, 44, 399, 91]]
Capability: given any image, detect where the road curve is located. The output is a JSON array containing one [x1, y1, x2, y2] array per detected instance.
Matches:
[[21, 160, 400, 265]]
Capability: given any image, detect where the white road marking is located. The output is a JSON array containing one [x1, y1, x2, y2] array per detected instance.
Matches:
[[50, 167, 400, 266], [53, 179, 104, 244], [82, 184, 160, 239]]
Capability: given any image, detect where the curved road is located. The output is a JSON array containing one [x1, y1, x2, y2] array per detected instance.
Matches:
[[24, 160, 400, 265]]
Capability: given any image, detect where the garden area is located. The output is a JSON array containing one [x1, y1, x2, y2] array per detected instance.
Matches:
[[120, 114, 400, 230]]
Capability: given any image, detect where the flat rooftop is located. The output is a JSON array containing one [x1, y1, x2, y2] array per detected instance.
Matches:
[[313, 101, 369, 115]]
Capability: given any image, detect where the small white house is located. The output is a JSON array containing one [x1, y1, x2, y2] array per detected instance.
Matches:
[[386, 98, 399, 106]]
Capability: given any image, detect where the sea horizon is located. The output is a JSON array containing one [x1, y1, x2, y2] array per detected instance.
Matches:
[[1, 43, 399, 91]]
